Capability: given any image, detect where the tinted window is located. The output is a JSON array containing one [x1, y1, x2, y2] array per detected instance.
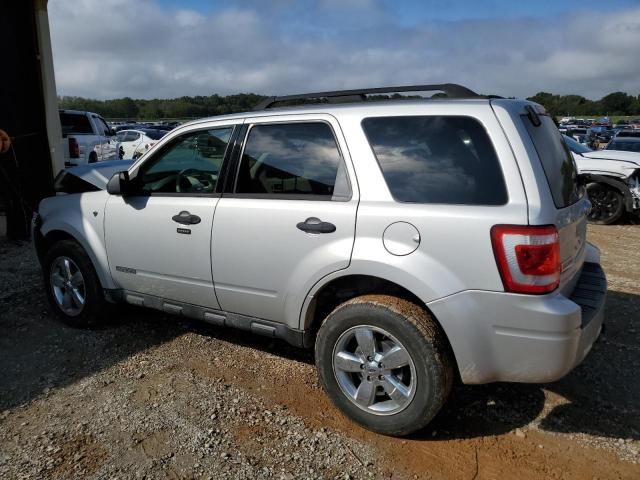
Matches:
[[607, 140, 640, 152], [139, 127, 233, 194], [235, 123, 350, 200], [522, 115, 580, 208], [563, 135, 592, 154], [60, 113, 92, 135], [141, 128, 167, 140], [124, 131, 140, 142], [362, 116, 507, 205]]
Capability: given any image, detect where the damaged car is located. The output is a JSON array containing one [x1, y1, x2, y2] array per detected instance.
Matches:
[[564, 134, 640, 224]]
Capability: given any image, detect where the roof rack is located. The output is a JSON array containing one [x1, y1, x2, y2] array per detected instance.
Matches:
[[254, 83, 481, 110]]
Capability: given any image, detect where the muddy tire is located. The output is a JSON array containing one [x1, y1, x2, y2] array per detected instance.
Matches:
[[315, 295, 454, 436], [43, 240, 108, 328]]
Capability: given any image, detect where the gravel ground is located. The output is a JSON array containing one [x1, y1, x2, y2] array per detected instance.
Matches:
[[1, 224, 639, 479]]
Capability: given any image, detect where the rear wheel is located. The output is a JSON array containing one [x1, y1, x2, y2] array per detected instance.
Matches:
[[315, 295, 453, 436], [88, 152, 97, 163], [587, 183, 624, 225], [43, 240, 107, 327]]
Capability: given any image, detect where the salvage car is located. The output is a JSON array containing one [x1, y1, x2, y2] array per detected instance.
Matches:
[[564, 134, 640, 224], [34, 84, 605, 436]]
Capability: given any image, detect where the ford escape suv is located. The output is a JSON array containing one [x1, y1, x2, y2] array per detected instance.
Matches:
[[34, 84, 606, 436]]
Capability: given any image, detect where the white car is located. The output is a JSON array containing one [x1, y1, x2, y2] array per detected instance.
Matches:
[[116, 128, 167, 159], [59, 110, 119, 166], [564, 135, 640, 224]]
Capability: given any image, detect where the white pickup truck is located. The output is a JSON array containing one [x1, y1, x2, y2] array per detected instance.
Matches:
[[59, 110, 119, 166]]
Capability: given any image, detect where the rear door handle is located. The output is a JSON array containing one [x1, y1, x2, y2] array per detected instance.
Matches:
[[296, 217, 336, 234], [172, 211, 201, 225]]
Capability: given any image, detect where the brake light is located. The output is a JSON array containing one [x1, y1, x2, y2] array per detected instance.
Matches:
[[69, 138, 79, 158], [491, 225, 560, 294]]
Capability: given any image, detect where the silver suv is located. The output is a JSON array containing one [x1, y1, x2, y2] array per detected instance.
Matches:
[[34, 84, 606, 436]]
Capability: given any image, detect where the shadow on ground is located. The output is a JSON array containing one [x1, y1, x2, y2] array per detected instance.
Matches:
[[1, 239, 638, 444]]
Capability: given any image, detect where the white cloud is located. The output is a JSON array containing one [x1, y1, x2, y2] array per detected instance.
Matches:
[[48, 0, 640, 99]]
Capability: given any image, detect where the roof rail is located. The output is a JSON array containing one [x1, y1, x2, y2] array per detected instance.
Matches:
[[254, 83, 480, 110]]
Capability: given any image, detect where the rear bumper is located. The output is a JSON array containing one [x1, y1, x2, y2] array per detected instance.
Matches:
[[428, 261, 606, 384]]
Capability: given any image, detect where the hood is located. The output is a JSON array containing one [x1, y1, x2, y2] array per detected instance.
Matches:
[[573, 151, 640, 179], [581, 149, 640, 166], [55, 160, 133, 192]]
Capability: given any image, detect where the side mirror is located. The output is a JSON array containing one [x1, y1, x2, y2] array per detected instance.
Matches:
[[107, 171, 133, 196], [110, 128, 117, 136]]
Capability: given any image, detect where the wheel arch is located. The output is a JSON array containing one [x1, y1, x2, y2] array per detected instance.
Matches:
[[584, 173, 634, 212], [37, 225, 114, 289], [300, 273, 459, 376]]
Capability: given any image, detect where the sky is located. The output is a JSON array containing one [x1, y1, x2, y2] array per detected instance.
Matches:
[[49, 0, 640, 100]]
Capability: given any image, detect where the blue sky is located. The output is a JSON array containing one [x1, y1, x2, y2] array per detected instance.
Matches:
[[49, 0, 640, 99]]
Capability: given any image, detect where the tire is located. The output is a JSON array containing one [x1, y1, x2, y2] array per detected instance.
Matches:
[[43, 240, 107, 327], [88, 152, 98, 164], [315, 295, 454, 436], [586, 183, 625, 225]]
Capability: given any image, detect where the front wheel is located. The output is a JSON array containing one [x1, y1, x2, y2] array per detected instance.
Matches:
[[43, 240, 108, 327], [587, 183, 624, 225], [315, 295, 454, 436]]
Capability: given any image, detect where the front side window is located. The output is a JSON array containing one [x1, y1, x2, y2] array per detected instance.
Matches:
[[235, 122, 350, 200], [138, 127, 233, 194], [362, 116, 507, 205]]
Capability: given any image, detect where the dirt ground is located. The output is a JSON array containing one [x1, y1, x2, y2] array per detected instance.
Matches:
[[0, 224, 639, 479]]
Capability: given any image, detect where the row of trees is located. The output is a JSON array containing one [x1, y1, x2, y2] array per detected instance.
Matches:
[[58, 91, 640, 120], [58, 93, 267, 120], [527, 91, 640, 118]]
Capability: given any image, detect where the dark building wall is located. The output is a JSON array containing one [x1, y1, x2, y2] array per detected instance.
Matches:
[[0, 0, 54, 239]]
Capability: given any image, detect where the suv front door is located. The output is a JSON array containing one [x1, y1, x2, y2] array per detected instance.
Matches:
[[211, 115, 358, 327], [104, 122, 238, 309]]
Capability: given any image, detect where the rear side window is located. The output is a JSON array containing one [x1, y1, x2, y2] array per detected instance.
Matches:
[[235, 122, 350, 200], [362, 116, 507, 205], [60, 113, 92, 136], [522, 114, 580, 208]]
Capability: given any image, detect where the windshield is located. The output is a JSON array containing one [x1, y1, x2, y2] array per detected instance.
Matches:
[[607, 140, 640, 153], [563, 135, 592, 154]]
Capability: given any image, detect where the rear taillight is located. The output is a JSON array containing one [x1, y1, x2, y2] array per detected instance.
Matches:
[[491, 225, 560, 294], [69, 138, 79, 158]]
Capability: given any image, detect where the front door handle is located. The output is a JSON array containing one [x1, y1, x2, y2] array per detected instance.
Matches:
[[172, 211, 201, 225], [296, 217, 336, 234]]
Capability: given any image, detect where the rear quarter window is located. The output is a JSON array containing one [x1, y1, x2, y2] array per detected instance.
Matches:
[[60, 113, 93, 136], [521, 114, 580, 208], [362, 116, 507, 205]]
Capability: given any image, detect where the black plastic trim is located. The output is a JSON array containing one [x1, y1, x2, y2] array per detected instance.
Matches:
[[254, 83, 481, 110], [106, 289, 306, 347]]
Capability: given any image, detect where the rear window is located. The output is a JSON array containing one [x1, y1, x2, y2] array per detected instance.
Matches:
[[59, 112, 92, 135], [141, 129, 168, 140], [522, 114, 580, 208], [362, 116, 507, 205]]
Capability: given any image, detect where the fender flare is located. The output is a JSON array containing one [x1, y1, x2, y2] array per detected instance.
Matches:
[[582, 173, 633, 212]]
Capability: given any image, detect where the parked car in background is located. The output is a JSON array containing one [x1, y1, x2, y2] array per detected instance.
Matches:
[[59, 110, 119, 166], [116, 128, 168, 159], [606, 137, 640, 153], [564, 135, 640, 224]]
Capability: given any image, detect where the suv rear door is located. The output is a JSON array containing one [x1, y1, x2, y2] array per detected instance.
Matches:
[[211, 114, 358, 327], [492, 101, 589, 293]]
